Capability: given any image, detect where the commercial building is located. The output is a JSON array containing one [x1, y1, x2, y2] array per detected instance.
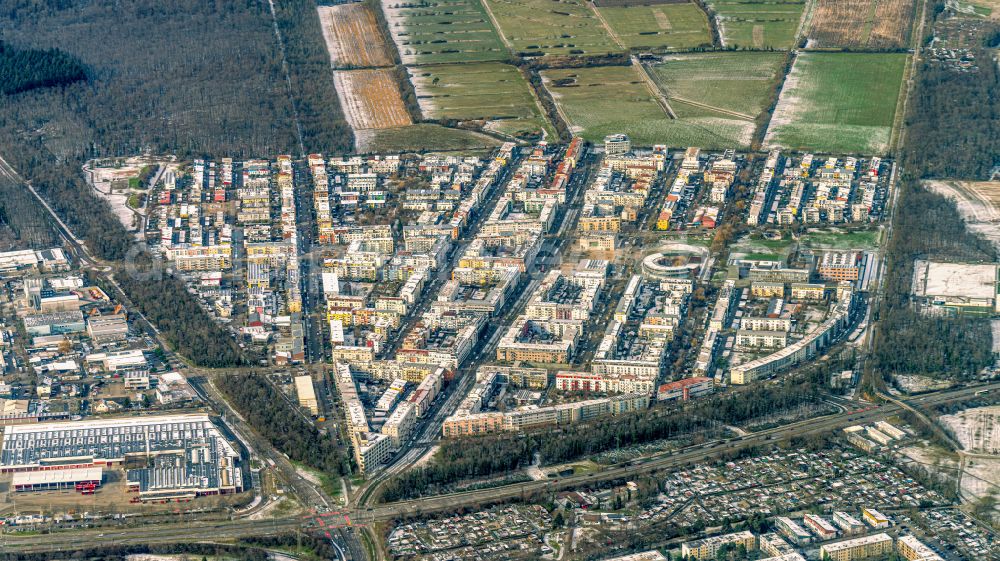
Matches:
[[818, 533, 892, 561], [12, 467, 103, 493], [862, 508, 890, 529], [0, 414, 243, 500], [911, 260, 1000, 316], [86, 313, 129, 342], [656, 377, 714, 401], [681, 531, 756, 560]]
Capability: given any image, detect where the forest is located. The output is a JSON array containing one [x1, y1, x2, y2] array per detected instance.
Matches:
[[0, 175, 59, 250], [111, 270, 248, 368], [868, 182, 996, 381], [217, 371, 351, 476], [378, 377, 822, 501], [0, 40, 85, 95], [903, 32, 1000, 179]]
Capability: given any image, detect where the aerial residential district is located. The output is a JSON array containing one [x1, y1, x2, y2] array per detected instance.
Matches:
[[0, 0, 999, 560]]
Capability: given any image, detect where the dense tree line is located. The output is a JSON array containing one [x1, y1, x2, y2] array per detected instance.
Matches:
[[379, 379, 821, 501], [112, 270, 247, 367], [0, 40, 85, 95], [271, 0, 355, 154], [0, 176, 59, 250], [903, 40, 1000, 179], [217, 371, 351, 476]]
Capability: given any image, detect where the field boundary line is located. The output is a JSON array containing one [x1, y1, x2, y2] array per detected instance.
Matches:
[[668, 96, 754, 120], [889, 0, 927, 154], [795, 0, 817, 46], [517, 67, 559, 141], [635, 57, 677, 119], [588, 3, 627, 50], [477, 0, 514, 51]]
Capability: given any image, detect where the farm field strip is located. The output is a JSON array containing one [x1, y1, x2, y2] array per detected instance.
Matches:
[[646, 51, 786, 119], [408, 62, 554, 139], [317, 4, 395, 68], [482, 0, 622, 56], [807, 0, 916, 49], [334, 69, 413, 132], [764, 52, 907, 155], [381, 0, 508, 64], [541, 65, 755, 148], [704, 0, 806, 49], [595, 3, 713, 50]]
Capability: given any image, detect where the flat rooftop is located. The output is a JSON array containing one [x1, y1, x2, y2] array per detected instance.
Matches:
[[912, 260, 998, 299]]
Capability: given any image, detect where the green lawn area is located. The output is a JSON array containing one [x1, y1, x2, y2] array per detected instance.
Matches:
[[408, 62, 555, 139], [596, 3, 713, 50], [647, 51, 787, 116], [385, 0, 508, 64], [361, 124, 503, 153], [705, 0, 806, 49], [483, 0, 622, 56], [764, 52, 907, 155], [800, 228, 881, 250], [542, 64, 756, 148]]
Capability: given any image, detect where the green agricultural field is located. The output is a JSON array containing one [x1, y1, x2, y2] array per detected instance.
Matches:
[[385, 0, 508, 64], [647, 51, 787, 117], [483, 0, 621, 56], [596, 3, 713, 50], [765, 52, 907, 155], [361, 124, 503, 153], [542, 65, 755, 148], [408, 62, 555, 139], [704, 0, 806, 49]]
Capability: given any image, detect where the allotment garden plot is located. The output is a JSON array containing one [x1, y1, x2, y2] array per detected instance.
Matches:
[[317, 3, 395, 68], [764, 52, 907, 155], [409, 62, 554, 139], [541, 65, 756, 148], [704, 0, 805, 49], [807, 0, 917, 49], [646, 51, 786, 118], [595, 2, 713, 50], [483, 0, 621, 56], [382, 0, 508, 64]]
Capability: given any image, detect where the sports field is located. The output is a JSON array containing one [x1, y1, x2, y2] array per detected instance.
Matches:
[[764, 52, 907, 155], [483, 0, 622, 56], [704, 0, 805, 49], [647, 51, 786, 117], [382, 0, 508, 64], [808, 0, 916, 49], [542, 65, 756, 148], [596, 2, 713, 50], [409, 62, 554, 139]]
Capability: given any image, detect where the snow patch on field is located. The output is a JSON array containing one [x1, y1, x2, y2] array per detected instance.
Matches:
[[924, 180, 1000, 250], [942, 406, 1000, 455], [317, 6, 346, 66], [763, 52, 805, 146]]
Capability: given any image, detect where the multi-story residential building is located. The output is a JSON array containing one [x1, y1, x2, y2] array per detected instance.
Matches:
[[736, 329, 788, 350], [680, 531, 756, 560], [818, 251, 861, 282], [832, 511, 867, 536], [897, 535, 944, 561], [803, 514, 839, 541], [819, 533, 892, 561], [775, 517, 813, 546]]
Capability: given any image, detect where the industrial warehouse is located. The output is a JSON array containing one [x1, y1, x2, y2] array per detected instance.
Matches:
[[0, 414, 244, 501]]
